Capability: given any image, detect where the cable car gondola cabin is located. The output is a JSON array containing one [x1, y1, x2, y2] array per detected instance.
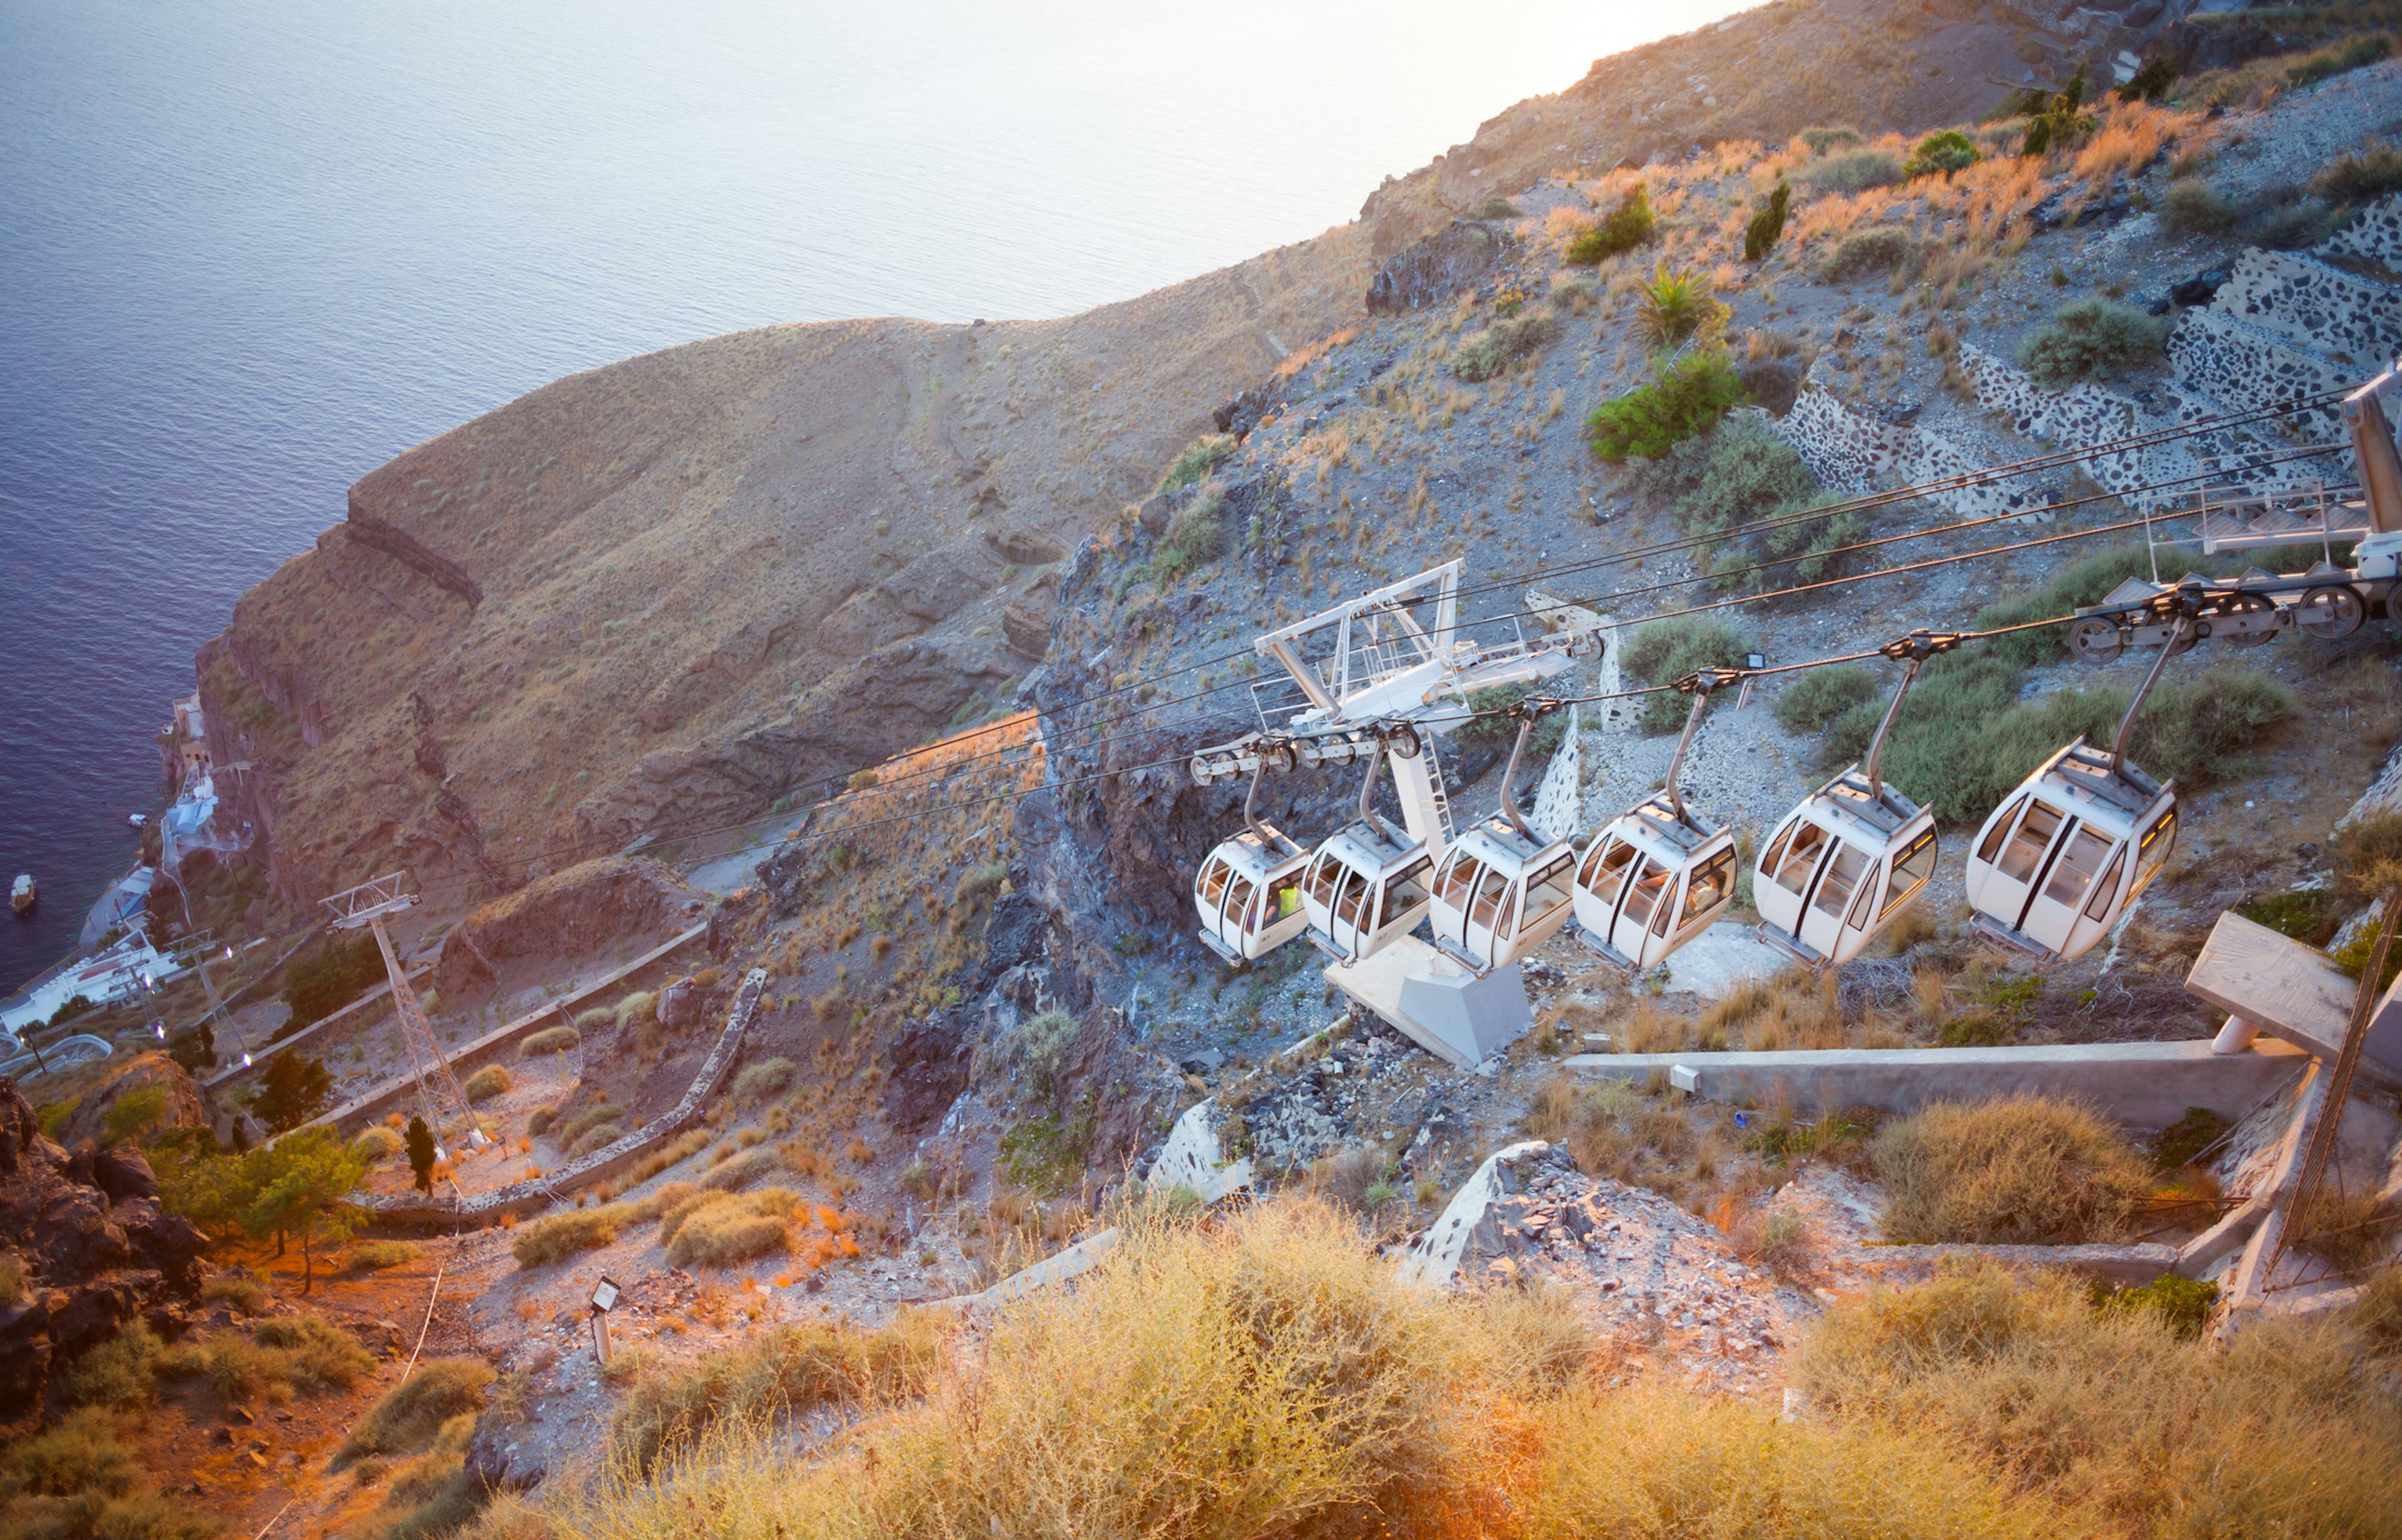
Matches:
[[1755, 770, 1939, 967], [1428, 815, 1578, 975], [1571, 791, 1738, 970], [1300, 818, 1436, 965], [1964, 739, 2176, 962], [1193, 824, 1312, 965]]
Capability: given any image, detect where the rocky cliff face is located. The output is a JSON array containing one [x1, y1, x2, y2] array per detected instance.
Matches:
[[202, 241, 1373, 923], [0, 1077, 208, 1417], [194, 0, 2299, 939]]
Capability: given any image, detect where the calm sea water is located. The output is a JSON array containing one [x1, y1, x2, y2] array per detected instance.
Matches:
[[0, 0, 1752, 991]]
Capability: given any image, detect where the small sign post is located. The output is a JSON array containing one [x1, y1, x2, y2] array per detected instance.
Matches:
[[590, 1275, 621, 1366]]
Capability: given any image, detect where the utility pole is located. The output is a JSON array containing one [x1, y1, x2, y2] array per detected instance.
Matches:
[[320, 872, 486, 1167]]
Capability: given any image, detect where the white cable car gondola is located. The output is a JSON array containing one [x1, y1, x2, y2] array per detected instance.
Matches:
[[1300, 740, 1437, 964], [1192, 757, 1313, 965], [1964, 609, 2185, 961], [1572, 669, 1741, 970], [1428, 704, 1579, 975], [1755, 632, 1952, 967]]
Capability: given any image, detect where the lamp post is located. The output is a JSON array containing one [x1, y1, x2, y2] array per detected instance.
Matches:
[[590, 1275, 621, 1365]]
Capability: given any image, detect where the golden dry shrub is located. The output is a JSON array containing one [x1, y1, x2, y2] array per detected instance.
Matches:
[[658, 1188, 799, 1269], [1795, 1261, 2402, 1539], [510, 1203, 637, 1269], [1872, 1094, 2151, 1244], [1527, 1380, 2051, 1539]]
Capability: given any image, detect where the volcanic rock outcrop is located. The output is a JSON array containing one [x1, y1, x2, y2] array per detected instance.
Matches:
[[0, 1076, 208, 1416]]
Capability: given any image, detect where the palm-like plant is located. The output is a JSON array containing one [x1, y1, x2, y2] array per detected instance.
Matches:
[[1635, 263, 1725, 350]]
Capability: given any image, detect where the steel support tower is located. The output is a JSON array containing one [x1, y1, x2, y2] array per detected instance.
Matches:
[[320, 871, 483, 1153]]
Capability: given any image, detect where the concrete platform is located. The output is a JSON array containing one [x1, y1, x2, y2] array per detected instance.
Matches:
[[1325, 938, 1531, 1068], [1563, 1038, 2313, 1128]]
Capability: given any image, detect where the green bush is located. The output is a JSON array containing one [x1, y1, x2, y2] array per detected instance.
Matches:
[[1473, 196, 1519, 220], [101, 1086, 171, 1146], [1452, 685, 1569, 757], [2236, 888, 2345, 946], [67, 1322, 161, 1410], [2287, 31, 2389, 89], [2149, 1107, 2232, 1172], [1450, 310, 1556, 382], [555, 1102, 626, 1147], [2157, 180, 2238, 236], [614, 991, 656, 1030], [2017, 298, 2167, 385], [1565, 185, 1653, 264], [368, 1413, 490, 1540], [1743, 182, 1790, 261], [517, 1025, 580, 1058], [2316, 146, 2402, 205], [1775, 666, 1879, 736], [659, 1188, 799, 1269], [1157, 434, 1236, 495], [1624, 412, 1857, 592], [2332, 809, 2402, 904], [512, 1203, 637, 1269], [569, 1120, 627, 1157], [464, 1065, 512, 1103], [200, 1275, 268, 1314], [2117, 57, 2177, 103], [574, 1005, 615, 1030], [250, 1314, 376, 1387], [339, 1358, 495, 1462], [2246, 195, 2337, 250], [698, 1147, 787, 1192], [1903, 130, 1980, 179], [732, 1056, 798, 1105], [1150, 493, 1229, 585], [1968, 544, 2156, 667], [1796, 124, 1862, 154], [1820, 228, 1913, 281], [1873, 1093, 2151, 1244], [0, 1407, 143, 1501], [348, 1239, 423, 1272], [1823, 661, 2289, 823], [526, 1107, 558, 1137], [1586, 350, 1746, 464], [1622, 616, 1748, 734], [1803, 149, 1903, 193]]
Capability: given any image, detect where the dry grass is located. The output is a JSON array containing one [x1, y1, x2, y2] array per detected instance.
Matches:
[[468, 1197, 2090, 1540], [338, 1359, 495, 1462], [658, 1187, 806, 1268], [1873, 1095, 2152, 1244], [609, 1312, 953, 1474], [1797, 1260, 2402, 1538], [512, 1202, 637, 1269]]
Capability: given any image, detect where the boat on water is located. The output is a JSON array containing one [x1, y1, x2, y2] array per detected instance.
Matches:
[[127, 813, 148, 829], [10, 874, 33, 916]]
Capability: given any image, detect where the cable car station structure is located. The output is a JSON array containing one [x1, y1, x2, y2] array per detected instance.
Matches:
[[1186, 363, 2402, 1067]]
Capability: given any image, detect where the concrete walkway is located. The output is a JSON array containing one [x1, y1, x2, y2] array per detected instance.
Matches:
[[1564, 1038, 2313, 1128]]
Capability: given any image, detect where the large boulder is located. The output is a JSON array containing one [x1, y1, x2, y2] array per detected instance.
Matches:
[[435, 855, 710, 999], [56, 1053, 215, 1151], [0, 1076, 208, 1415]]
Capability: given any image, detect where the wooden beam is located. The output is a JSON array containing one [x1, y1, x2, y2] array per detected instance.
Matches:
[[2183, 912, 2402, 1090], [2219, 1062, 2328, 1320]]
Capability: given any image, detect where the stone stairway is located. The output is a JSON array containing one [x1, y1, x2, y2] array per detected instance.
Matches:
[[1776, 191, 2402, 528]]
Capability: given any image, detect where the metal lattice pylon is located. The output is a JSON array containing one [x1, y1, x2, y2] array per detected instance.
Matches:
[[321, 871, 480, 1150]]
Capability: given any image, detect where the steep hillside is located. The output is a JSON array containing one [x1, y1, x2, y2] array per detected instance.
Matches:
[[186, 0, 2301, 928]]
